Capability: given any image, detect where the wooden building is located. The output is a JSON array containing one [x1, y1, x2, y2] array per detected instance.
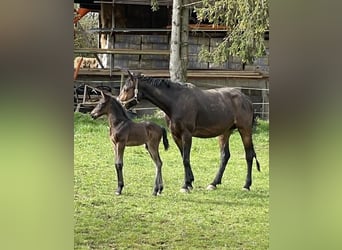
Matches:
[[74, 0, 269, 119]]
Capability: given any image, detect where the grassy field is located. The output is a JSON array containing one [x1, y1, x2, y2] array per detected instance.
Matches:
[[74, 112, 269, 249]]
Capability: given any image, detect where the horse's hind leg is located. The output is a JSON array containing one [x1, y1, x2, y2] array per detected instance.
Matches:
[[146, 141, 163, 196], [238, 128, 257, 190], [207, 130, 233, 190], [114, 143, 125, 195]]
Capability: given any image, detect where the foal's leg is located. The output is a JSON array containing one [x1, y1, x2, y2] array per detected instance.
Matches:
[[238, 128, 256, 190], [207, 130, 233, 190], [146, 140, 164, 196], [114, 142, 125, 195]]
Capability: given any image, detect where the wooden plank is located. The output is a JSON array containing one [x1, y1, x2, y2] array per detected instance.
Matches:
[[74, 48, 170, 55], [76, 69, 268, 79]]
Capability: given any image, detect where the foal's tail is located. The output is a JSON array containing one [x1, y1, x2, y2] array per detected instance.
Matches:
[[161, 127, 169, 151]]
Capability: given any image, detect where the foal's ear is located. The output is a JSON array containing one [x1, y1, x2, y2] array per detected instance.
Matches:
[[101, 91, 111, 100]]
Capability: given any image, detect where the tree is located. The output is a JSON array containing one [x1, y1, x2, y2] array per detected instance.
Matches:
[[169, 0, 189, 82], [195, 0, 269, 64], [74, 5, 99, 53]]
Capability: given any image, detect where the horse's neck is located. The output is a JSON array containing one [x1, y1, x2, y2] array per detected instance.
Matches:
[[141, 80, 175, 116]]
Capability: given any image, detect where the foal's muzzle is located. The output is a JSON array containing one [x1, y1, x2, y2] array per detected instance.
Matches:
[[90, 112, 98, 119]]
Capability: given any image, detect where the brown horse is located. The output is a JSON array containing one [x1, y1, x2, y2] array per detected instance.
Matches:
[[90, 91, 169, 195], [119, 71, 260, 193]]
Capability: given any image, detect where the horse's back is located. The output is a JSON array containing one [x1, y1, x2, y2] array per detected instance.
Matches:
[[191, 87, 254, 134], [217, 88, 254, 128]]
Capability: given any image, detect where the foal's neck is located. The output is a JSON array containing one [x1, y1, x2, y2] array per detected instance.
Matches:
[[107, 101, 131, 128]]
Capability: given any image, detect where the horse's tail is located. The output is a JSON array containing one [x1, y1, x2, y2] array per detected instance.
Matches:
[[161, 127, 169, 151], [255, 155, 261, 172], [252, 145, 261, 172], [252, 112, 260, 171], [252, 111, 258, 132]]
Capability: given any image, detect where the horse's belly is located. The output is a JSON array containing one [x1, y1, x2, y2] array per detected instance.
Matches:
[[192, 127, 226, 138]]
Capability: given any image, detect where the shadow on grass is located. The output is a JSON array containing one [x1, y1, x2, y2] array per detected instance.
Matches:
[[177, 197, 267, 208]]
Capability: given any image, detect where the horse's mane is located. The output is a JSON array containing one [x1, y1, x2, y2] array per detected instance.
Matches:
[[138, 75, 195, 89]]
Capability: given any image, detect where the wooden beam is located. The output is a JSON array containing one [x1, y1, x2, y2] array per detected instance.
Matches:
[[76, 69, 268, 79], [74, 48, 170, 55]]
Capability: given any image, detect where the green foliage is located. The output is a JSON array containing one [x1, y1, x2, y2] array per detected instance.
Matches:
[[151, 0, 160, 11], [74, 4, 99, 53], [195, 0, 269, 64], [74, 112, 269, 249]]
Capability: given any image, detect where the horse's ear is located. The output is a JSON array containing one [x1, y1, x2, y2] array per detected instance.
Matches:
[[127, 70, 134, 80], [100, 91, 105, 98]]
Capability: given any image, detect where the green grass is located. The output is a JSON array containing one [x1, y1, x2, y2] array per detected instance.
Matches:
[[74, 112, 269, 249]]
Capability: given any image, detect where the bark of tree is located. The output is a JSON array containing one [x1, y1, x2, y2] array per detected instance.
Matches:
[[180, 0, 189, 81], [169, 0, 188, 82]]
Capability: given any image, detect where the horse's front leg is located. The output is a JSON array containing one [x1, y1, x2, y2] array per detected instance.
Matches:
[[114, 142, 125, 195], [180, 132, 194, 192]]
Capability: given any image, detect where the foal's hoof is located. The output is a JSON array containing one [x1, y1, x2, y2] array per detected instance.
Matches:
[[115, 190, 122, 195], [206, 184, 217, 191], [242, 186, 250, 191]]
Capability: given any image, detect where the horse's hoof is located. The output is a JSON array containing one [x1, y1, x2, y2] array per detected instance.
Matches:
[[242, 187, 250, 191], [180, 187, 190, 193], [115, 191, 122, 195], [206, 184, 217, 191], [153, 189, 163, 196]]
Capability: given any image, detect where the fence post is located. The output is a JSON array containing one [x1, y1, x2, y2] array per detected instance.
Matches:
[[262, 79, 269, 120]]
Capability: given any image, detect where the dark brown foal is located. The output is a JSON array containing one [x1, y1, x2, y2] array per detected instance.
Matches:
[[90, 91, 169, 195]]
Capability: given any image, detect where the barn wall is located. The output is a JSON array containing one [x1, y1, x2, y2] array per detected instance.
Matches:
[[110, 33, 269, 74]]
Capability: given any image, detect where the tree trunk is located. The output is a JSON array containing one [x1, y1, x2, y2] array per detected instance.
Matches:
[[180, 0, 189, 81], [100, 3, 113, 69], [169, 0, 188, 82]]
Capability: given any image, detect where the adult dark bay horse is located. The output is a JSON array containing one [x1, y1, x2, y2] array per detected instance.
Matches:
[[119, 71, 260, 193], [90, 91, 169, 195]]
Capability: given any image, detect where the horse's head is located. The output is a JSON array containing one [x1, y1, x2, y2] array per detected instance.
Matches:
[[118, 70, 140, 109], [90, 91, 111, 119]]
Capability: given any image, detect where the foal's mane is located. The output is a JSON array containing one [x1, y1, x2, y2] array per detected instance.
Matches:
[[108, 95, 131, 120]]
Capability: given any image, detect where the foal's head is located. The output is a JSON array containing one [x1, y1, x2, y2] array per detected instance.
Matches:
[[90, 92, 111, 119]]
